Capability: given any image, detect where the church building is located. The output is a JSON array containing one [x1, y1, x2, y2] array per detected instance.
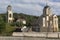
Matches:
[[32, 5, 59, 32]]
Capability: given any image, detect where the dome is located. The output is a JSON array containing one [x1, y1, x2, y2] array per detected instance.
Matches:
[[44, 5, 50, 9], [8, 5, 11, 7], [43, 5, 51, 15], [7, 5, 12, 10]]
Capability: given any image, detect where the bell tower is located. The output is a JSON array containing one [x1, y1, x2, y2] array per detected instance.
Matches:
[[7, 5, 13, 23]]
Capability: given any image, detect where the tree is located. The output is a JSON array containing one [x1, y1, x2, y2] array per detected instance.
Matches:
[[15, 21, 24, 27], [0, 15, 15, 35], [3, 23, 15, 36], [0, 16, 6, 33]]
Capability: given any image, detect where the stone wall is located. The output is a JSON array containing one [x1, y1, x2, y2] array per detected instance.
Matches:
[[12, 32, 60, 38], [0, 36, 60, 40], [0, 32, 60, 40]]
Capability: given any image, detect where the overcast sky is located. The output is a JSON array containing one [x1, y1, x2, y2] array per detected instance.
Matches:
[[0, 0, 60, 16]]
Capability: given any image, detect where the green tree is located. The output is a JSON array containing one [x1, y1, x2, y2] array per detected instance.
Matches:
[[0, 16, 15, 36], [0, 16, 5, 33], [4, 23, 15, 36], [15, 21, 24, 27]]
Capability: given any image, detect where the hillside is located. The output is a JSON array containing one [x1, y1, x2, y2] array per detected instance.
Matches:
[[0, 13, 60, 36], [13, 13, 39, 26]]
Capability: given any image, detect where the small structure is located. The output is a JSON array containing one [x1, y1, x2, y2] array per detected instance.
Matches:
[[32, 5, 59, 32]]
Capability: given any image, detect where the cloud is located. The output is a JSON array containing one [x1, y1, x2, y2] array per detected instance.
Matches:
[[0, 0, 60, 16], [50, 0, 60, 2], [47, 1, 60, 15], [12, 3, 43, 16]]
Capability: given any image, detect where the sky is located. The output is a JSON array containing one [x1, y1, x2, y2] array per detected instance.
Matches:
[[0, 0, 60, 16]]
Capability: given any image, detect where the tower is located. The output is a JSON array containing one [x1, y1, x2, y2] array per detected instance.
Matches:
[[7, 5, 13, 23], [40, 5, 52, 32], [43, 5, 52, 16]]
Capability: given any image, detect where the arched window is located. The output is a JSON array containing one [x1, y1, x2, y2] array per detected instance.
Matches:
[[43, 17, 45, 27], [46, 16, 49, 21], [9, 14, 11, 17]]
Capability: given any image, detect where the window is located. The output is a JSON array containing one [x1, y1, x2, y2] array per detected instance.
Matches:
[[9, 14, 11, 17], [9, 20, 11, 23], [54, 17, 57, 26], [50, 21, 52, 25], [43, 17, 45, 27], [46, 16, 49, 21]]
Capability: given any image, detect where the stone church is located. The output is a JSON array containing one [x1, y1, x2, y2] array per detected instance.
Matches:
[[32, 5, 59, 32]]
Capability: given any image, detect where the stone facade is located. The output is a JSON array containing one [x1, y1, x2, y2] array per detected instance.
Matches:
[[32, 5, 59, 32]]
